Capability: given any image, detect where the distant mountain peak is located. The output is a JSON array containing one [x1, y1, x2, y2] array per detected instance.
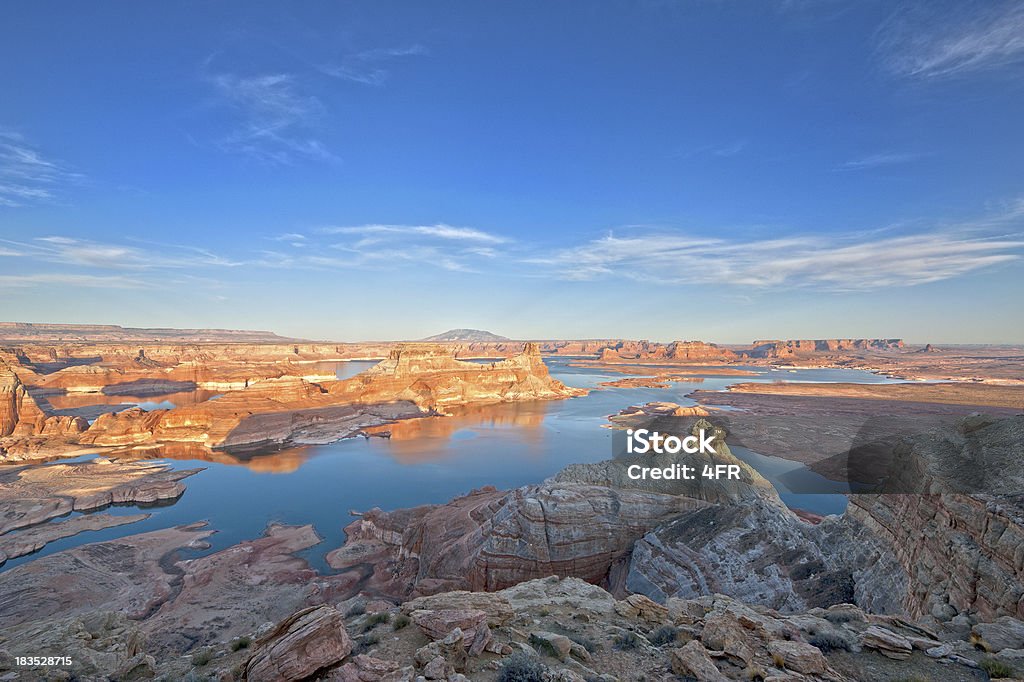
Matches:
[[420, 328, 510, 342]]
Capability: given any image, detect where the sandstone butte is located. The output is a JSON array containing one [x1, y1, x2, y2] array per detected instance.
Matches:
[[1, 343, 584, 459]]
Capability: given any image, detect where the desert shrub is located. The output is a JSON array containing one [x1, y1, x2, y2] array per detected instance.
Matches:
[[498, 652, 546, 682], [825, 611, 854, 624], [980, 657, 1015, 679], [362, 611, 391, 631], [648, 624, 679, 646], [346, 603, 366, 617], [771, 652, 786, 669], [191, 648, 214, 667], [568, 632, 598, 652], [229, 636, 251, 651], [392, 614, 411, 630], [613, 630, 642, 650], [809, 631, 851, 652]]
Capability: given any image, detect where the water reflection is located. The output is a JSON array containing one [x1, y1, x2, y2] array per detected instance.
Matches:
[[365, 401, 550, 463], [2, 361, 894, 573], [45, 388, 220, 413], [107, 441, 315, 473]]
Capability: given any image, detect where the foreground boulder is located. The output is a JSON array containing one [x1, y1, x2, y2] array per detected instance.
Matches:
[[244, 605, 351, 682]]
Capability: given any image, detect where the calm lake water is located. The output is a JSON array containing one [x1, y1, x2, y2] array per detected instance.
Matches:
[[2, 359, 901, 573]]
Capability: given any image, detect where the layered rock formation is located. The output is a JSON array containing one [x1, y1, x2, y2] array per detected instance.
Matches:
[[845, 415, 1024, 622], [7, 343, 583, 458], [624, 498, 899, 614], [327, 421, 775, 598], [0, 361, 87, 443], [330, 342, 584, 412], [748, 338, 905, 358], [0, 457, 200, 564], [595, 340, 738, 363]]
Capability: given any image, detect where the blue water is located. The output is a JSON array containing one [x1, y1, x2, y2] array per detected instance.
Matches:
[[1, 360, 899, 573]]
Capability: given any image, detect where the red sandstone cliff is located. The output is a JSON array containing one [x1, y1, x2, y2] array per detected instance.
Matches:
[[78, 344, 584, 452]]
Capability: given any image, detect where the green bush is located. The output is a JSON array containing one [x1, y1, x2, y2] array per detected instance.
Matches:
[[392, 614, 411, 630], [362, 611, 391, 631], [229, 636, 251, 651]]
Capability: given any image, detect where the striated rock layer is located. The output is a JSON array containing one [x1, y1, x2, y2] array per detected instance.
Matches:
[[7, 343, 584, 459], [327, 421, 775, 598], [845, 415, 1024, 622], [0, 361, 87, 444], [748, 338, 904, 358]]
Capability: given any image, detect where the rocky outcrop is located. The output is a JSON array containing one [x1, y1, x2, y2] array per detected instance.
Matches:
[[0, 512, 148, 566], [845, 415, 1024, 622], [328, 421, 775, 598], [591, 340, 737, 363], [244, 605, 352, 682], [75, 344, 582, 454], [0, 458, 199, 536], [0, 361, 87, 456], [748, 338, 904, 358], [625, 499, 867, 613], [337, 342, 585, 411], [0, 522, 216, 630], [326, 482, 704, 598], [606, 402, 710, 429]]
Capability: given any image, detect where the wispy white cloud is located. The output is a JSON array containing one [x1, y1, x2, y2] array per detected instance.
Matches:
[[319, 45, 427, 86], [0, 273, 149, 289], [323, 223, 509, 244], [528, 202, 1024, 290], [206, 72, 336, 163], [879, 2, 1024, 79], [2, 236, 240, 272], [0, 129, 82, 207], [835, 152, 917, 171]]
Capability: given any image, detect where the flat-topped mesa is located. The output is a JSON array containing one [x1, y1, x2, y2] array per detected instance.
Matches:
[[595, 340, 737, 363], [664, 340, 738, 361], [80, 343, 582, 452], [330, 342, 583, 411], [749, 338, 904, 358]]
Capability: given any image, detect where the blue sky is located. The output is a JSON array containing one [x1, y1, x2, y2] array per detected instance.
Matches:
[[1, 1, 1023, 343]]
